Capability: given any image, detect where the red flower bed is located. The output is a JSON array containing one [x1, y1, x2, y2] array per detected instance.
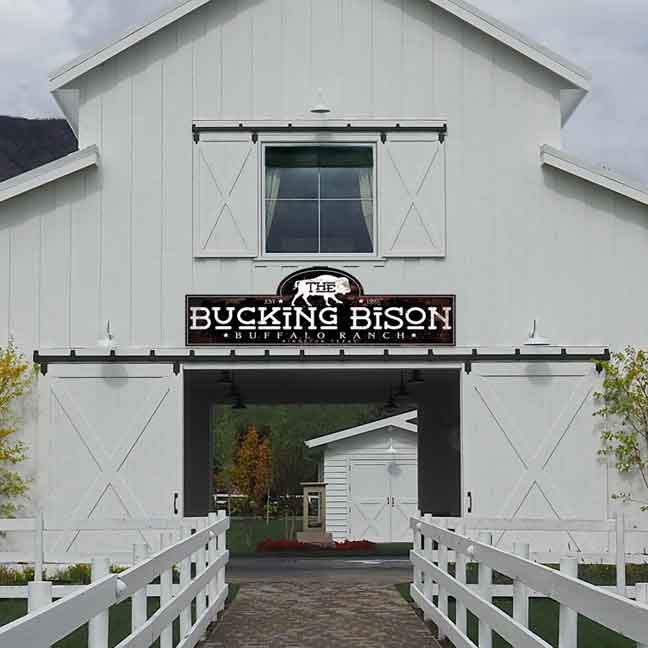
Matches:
[[256, 538, 377, 552]]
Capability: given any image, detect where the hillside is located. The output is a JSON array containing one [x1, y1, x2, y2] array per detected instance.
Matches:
[[0, 116, 77, 183]]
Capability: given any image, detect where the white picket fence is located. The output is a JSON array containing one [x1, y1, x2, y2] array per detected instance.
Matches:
[[410, 515, 648, 648], [0, 511, 230, 648]]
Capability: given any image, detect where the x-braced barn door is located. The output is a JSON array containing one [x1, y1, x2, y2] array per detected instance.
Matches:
[[462, 363, 607, 553], [349, 460, 417, 542], [42, 365, 182, 556]]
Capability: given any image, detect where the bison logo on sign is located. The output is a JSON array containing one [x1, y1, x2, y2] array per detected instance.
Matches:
[[292, 275, 352, 307]]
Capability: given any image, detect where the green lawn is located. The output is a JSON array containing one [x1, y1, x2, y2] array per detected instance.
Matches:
[[395, 585, 634, 648], [0, 587, 240, 647]]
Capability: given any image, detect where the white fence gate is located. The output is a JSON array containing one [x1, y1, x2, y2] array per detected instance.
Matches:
[[0, 512, 230, 648], [410, 515, 648, 648]]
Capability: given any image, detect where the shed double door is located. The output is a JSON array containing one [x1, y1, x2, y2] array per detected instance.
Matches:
[[349, 460, 417, 543]]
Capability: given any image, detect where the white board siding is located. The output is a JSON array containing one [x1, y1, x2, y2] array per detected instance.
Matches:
[[323, 457, 349, 541], [5, 0, 648, 353]]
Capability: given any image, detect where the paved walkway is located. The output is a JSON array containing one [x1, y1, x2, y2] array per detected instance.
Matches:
[[202, 582, 440, 648]]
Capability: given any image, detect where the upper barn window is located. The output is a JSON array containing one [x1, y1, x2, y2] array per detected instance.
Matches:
[[264, 146, 375, 255]]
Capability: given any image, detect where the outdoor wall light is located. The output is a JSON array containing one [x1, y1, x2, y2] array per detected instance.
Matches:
[[310, 88, 331, 114], [525, 319, 550, 346], [98, 321, 117, 350], [386, 438, 398, 455]]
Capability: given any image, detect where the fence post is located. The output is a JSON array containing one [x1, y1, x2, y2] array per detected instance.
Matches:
[[89, 557, 110, 648], [33, 510, 44, 582], [477, 532, 493, 648], [195, 518, 208, 618], [414, 510, 423, 589], [179, 526, 192, 637], [636, 584, 648, 648], [513, 543, 530, 628], [160, 532, 174, 648], [558, 557, 578, 648], [437, 519, 448, 642], [422, 514, 433, 622], [27, 580, 52, 614], [615, 512, 626, 596], [131, 543, 149, 631], [208, 512, 218, 618], [455, 523, 468, 636], [217, 510, 227, 611]]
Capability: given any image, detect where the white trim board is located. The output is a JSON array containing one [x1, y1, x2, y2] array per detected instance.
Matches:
[[0, 146, 99, 205], [541, 145, 648, 208], [48, 0, 590, 113], [306, 410, 418, 449]]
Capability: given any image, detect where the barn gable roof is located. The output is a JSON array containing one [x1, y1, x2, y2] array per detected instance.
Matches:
[[49, 0, 590, 128], [306, 410, 418, 449], [541, 145, 648, 207], [0, 146, 99, 205]]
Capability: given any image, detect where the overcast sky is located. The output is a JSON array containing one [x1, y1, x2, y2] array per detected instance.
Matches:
[[0, 0, 646, 183]]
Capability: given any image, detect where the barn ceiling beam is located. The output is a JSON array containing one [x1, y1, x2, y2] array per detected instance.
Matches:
[[33, 348, 611, 377]]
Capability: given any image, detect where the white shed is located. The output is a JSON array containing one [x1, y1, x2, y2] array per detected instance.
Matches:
[[306, 411, 418, 544]]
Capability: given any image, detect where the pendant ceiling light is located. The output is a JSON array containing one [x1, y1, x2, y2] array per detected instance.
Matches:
[[408, 369, 425, 384], [384, 388, 398, 412], [397, 371, 409, 398]]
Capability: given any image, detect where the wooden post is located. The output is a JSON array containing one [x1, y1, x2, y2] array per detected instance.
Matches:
[[455, 523, 468, 636], [33, 510, 44, 582], [422, 514, 433, 621], [195, 518, 207, 618], [615, 512, 626, 597], [217, 510, 227, 611], [636, 584, 648, 648], [477, 532, 493, 648], [160, 533, 174, 648], [179, 527, 192, 638], [89, 557, 110, 648], [414, 510, 423, 589], [27, 580, 52, 614], [131, 543, 149, 631], [208, 512, 218, 618], [558, 558, 578, 648], [437, 519, 448, 642], [513, 543, 530, 628]]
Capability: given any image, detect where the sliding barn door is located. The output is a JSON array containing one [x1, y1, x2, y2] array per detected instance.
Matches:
[[42, 365, 182, 556], [462, 363, 607, 553]]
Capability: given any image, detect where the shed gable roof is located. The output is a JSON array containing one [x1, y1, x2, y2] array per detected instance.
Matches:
[[306, 410, 418, 449], [49, 0, 590, 123]]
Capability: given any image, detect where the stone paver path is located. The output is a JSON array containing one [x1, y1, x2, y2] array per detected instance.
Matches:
[[202, 582, 440, 648]]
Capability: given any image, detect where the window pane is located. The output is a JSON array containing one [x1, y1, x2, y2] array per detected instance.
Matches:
[[320, 201, 374, 253], [266, 147, 318, 199], [321, 167, 373, 199], [266, 200, 318, 253], [318, 147, 373, 168]]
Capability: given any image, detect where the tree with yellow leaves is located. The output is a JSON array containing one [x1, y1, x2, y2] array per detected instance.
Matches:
[[232, 424, 272, 513], [0, 341, 36, 517]]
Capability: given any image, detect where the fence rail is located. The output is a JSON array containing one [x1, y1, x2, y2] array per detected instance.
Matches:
[[0, 512, 230, 648], [410, 515, 648, 648]]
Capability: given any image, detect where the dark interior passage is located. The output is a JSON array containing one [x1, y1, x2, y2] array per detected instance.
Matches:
[[183, 368, 461, 518]]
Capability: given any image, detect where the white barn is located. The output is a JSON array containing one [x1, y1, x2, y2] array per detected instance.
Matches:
[[307, 410, 418, 543], [0, 0, 647, 557]]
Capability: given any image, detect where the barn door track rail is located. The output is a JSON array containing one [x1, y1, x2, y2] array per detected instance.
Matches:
[[192, 121, 448, 144], [33, 348, 611, 376]]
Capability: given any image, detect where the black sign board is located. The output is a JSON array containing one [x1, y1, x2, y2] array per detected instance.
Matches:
[[186, 268, 455, 346]]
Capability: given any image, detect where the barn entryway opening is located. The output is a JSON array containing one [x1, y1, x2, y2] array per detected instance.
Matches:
[[183, 368, 461, 553]]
